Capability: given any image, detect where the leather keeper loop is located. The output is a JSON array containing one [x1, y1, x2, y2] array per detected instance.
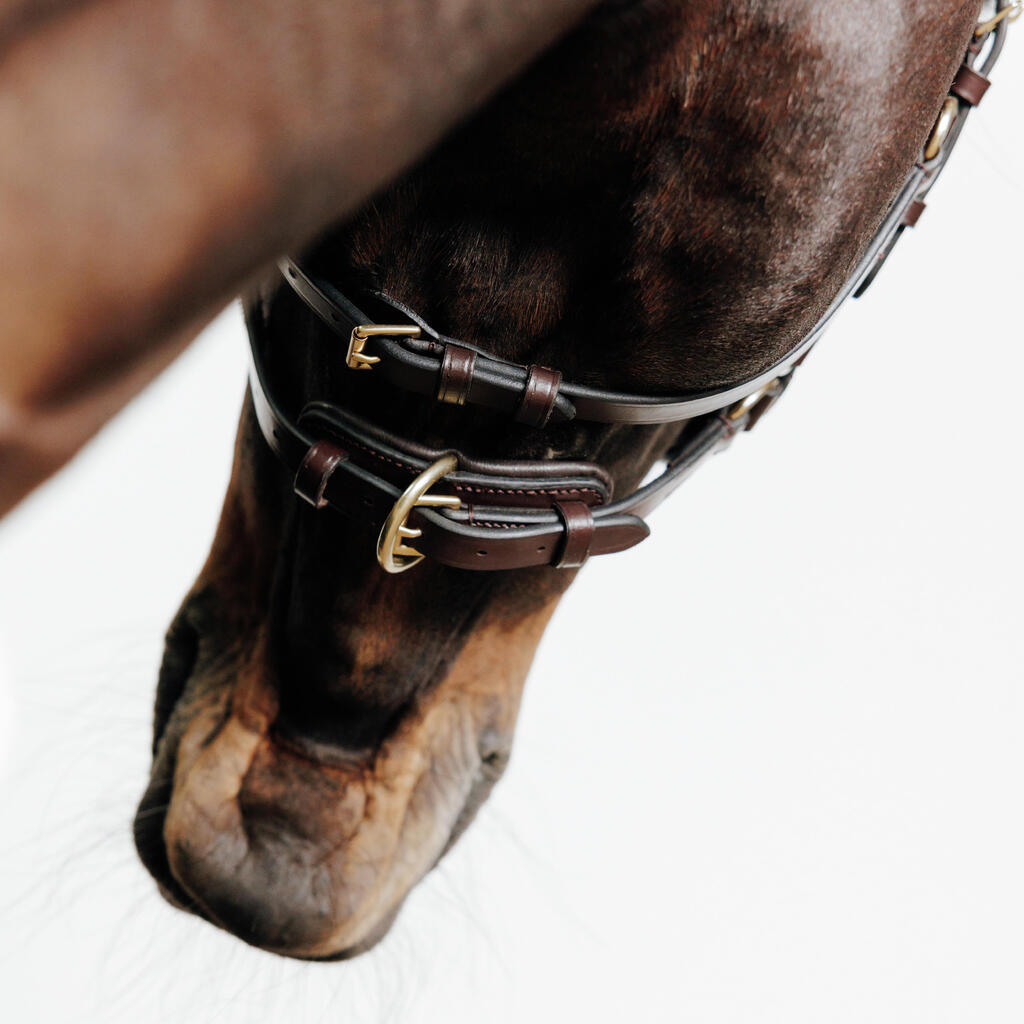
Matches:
[[901, 199, 926, 228], [515, 365, 562, 427], [437, 344, 477, 406], [294, 441, 348, 508], [951, 64, 990, 106], [553, 500, 595, 569]]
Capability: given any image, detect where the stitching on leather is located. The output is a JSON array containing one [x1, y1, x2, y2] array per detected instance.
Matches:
[[338, 435, 418, 474], [318, 429, 603, 501], [453, 484, 603, 500]]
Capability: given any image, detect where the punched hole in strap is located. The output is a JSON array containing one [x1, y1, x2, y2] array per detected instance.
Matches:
[[515, 365, 563, 428], [294, 441, 348, 509], [553, 500, 595, 569]]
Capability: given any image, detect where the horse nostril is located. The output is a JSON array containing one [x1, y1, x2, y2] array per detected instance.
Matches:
[[152, 613, 199, 751], [480, 748, 509, 779]]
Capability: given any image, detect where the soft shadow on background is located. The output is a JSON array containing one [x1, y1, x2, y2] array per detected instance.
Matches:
[[1, 58, 1022, 1024]]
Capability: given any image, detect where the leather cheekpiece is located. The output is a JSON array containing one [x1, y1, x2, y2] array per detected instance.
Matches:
[[515, 365, 563, 427], [553, 501, 595, 569]]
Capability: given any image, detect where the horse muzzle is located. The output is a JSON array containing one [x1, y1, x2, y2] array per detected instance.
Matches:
[[133, 569, 557, 959]]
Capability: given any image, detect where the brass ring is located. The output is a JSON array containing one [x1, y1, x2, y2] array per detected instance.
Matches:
[[726, 380, 780, 423], [923, 97, 959, 161]]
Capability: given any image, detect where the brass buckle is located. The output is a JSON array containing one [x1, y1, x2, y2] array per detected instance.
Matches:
[[347, 324, 421, 370], [377, 455, 461, 574]]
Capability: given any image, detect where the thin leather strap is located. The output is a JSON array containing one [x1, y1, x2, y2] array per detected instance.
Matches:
[[246, 320, 756, 570]]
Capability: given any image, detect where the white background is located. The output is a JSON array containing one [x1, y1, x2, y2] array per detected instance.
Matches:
[[1, 46, 1022, 1024]]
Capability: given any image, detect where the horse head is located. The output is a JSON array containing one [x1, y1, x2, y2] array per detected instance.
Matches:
[[134, 0, 982, 959]]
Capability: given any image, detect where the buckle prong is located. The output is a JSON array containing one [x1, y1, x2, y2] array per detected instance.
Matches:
[[377, 455, 460, 573], [347, 324, 422, 371]]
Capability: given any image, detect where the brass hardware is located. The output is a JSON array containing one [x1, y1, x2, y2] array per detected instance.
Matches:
[[347, 324, 421, 370], [726, 380, 779, 423], [377, 455, 461, 574], [976, 2, 1022, 36], [923, 97, 959, 161]]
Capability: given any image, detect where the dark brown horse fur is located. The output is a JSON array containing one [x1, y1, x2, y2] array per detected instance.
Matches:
[[134, 0, 979, 959]]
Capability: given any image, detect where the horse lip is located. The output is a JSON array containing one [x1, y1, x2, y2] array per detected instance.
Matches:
[[136, 738, 487, 960], [155, 880, 217, 929], [293, 907, 402, 962], [135, 795, 221, 931], [144, 802, 404, 960], [138, 621, 517, 960], [159, 822, 406, 961], [156, 881, 189, 912]]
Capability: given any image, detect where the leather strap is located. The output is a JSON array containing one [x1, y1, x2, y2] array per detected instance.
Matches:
[[300, 402, 614, 507], [856, 9, 1009, 296], [277, 9, 1010, 421], [247, 315, 759, 570], [248, 4, 1013, 573], [279, 257, 847, 424]]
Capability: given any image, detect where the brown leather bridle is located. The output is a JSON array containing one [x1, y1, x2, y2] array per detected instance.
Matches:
[[249, 3, 1015, 575]]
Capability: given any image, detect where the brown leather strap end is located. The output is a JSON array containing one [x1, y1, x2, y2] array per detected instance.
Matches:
[[515, 365, 562, 427], [294, 441, 348, 508], [553, 500, 595, 569], [437, 344, 477, 406], [952, 64, 990, 106]]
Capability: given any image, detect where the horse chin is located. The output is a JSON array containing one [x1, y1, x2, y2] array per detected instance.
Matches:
[[133, 597, 555, 960]]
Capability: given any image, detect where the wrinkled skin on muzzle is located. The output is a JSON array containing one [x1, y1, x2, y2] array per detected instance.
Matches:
[[134, 424, 549, 958], [134, 0, 978, 959], [134, 392, 678, 958]]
